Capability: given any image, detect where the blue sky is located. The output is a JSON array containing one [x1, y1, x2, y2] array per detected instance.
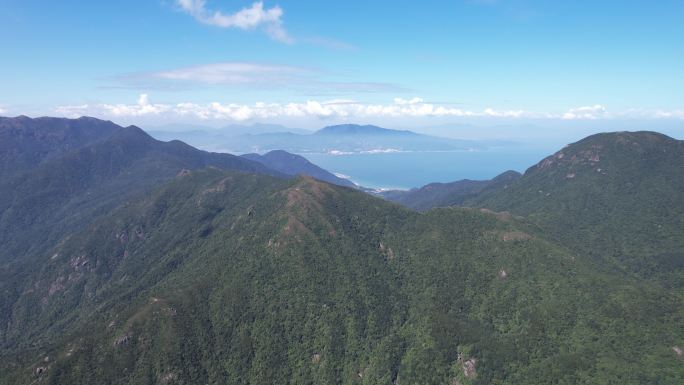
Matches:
[[1, 0, 683, 135]]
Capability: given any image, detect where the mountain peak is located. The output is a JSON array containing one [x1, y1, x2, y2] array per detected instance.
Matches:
[[531, 130, 682, 175], [315, 124, 415, 136]]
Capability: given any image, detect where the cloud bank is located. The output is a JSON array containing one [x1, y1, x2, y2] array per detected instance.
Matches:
[[54, 95, 684, 123], [177, 0, 292, 43]]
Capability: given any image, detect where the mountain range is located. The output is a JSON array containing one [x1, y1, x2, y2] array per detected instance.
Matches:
[[0, 116, 682, 384], [148, 124, 509, 154]]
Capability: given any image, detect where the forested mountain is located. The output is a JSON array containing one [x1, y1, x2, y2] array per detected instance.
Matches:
[[468, 131, 684, 288], [2, 169, 683, 385], [385, 131, 684, 288], [0, 116, 121, 180], [381, 170, 521, 211], [0, 119, 276, 264], [241, 150, 357, 188], [1, 120, 683, 384]]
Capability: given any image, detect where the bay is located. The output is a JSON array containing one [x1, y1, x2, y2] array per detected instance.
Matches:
[[300, 147, 552, 190]]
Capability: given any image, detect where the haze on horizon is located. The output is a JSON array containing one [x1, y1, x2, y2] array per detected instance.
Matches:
[[1, 0, 683, 145]]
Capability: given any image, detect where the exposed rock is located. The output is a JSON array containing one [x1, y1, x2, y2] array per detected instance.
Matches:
[[673, 346, 683, 358], [48, 276, 66, 296], [69, 254, 89, 271], [161, 372, 178, 383], [537, 157, 554, 169], [117, 231, 129, 244], [311, 353, 321, 363], [463, 358, 477, 379], [499, 269, 508, 279], [114, 334, 131, 346], [479, 208, 512, 222], [35, 366, 47, 375]]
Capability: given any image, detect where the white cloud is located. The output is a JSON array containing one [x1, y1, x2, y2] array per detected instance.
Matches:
[[54, 95, 684, 123], [114, 62, 405, 93], [149, 62, 307, 86], [177, 0, 292, 43], [0, 106, 7, 115], [54, 95, 536, 121], [562, 104, 607, 120], [54, 104, 90, 118], [55, 94, 169, 118]]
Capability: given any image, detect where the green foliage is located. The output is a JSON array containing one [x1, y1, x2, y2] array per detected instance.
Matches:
[[1, 169, 682, 384], [468, 131, 684, 288]]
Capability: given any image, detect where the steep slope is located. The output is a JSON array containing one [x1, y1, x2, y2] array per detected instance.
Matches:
[[1, 170, 682, 385], [0, 124, 276, 262], [469, 131, 684, 287], [0, 119, 282, 340], [381, 170, 521, 210], [241, 150, 357, 188], [0, 116, 121, 180]]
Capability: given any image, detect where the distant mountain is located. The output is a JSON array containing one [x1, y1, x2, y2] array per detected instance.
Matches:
[[0, 117, 278, 268], [147, 123, 311, 152], [241, 150, 357, 188], [0, 116, 121, 180], [314, 124, 417, 136], [381, 170, 521, 210], [148, 123, 503, 154]]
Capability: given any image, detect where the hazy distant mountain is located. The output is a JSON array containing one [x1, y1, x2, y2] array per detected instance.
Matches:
[[147, 123, 312, 152], [0, 116, 121, 179], [0, 118, 278, 266], [148, 123, 507, 154], [314, 124, 417, 136], [241, 150, 357, 188]]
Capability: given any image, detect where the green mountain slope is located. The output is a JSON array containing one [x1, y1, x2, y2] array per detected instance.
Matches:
[[0, 123, 276, 263], [241, 150, 357, 188], [2, 170, 682, 385], [0, 116, 121, 180], [467, 131, 684, 287], [381, 170, 521, 211], [0, 118, 283, 346]]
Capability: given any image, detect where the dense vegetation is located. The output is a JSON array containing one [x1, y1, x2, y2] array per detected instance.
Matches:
[[467, 132, 684, 289], [1, 119, 683, 384], [387, 131, 684, 289], [381, 170, 520, 211], [241, 150, 357, 188]]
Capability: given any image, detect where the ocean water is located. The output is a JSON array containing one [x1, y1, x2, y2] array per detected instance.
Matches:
[[300, 147, 552, 190]]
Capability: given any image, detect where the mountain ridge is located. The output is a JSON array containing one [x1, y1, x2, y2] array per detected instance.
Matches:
[[2, 168, 682, 384], [241, 150, 357, 188], [1, 120, 683, 384]]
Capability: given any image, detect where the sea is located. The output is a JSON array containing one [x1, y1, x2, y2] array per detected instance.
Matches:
[[300, 146, 553, 190]]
